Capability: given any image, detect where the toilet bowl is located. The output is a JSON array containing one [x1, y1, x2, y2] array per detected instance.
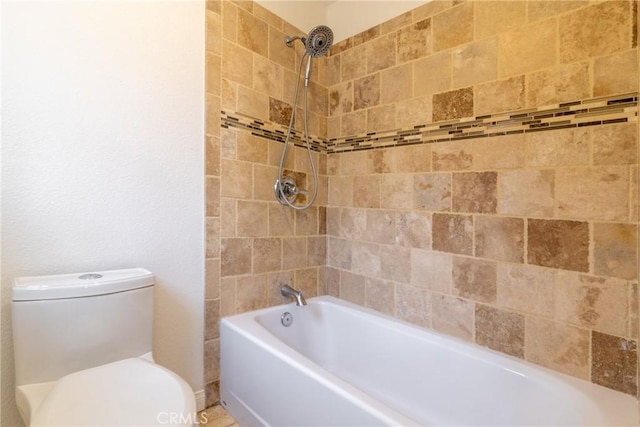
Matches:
[[12, 268, 196, 426]]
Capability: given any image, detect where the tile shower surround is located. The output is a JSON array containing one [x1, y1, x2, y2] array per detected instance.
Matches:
[[205, 0, 640, 407]]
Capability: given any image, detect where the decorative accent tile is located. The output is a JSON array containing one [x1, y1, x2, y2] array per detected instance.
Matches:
[[221, 92, 637, 155]]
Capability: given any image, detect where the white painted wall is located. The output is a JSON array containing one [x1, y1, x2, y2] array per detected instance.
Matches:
[[1, 1, 205, 425], [256, 0, 429, 41]]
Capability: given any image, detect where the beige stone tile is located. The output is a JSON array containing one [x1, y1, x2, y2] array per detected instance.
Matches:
[[351, 241, 381, 277], [222, 159, 253, 199], [475, 305, 524, 358], [432, 2, 473, 52], [371, 148, 395, 173], [452, 171, 497, 214], [328, 175, 353, 207], [308, 81, 328, 117], [266, 270, 293, 306], [252, 237, 281, 273], [327, 115, 341, 139], [221, 237, 251, 276], [329, 82, 353, 116], [472, 134, 525, 170], [326, 154, 340, 175], [294, 268, 319, 299], [594, 223, 638, 281], [475, 216, 524, 263], [206, 136, 221, 176], [331, 38, 353, 56], [498, 263, 554, 317], [204, 299, 220, 341], [222, 41, 252, 87], [295, 206, 318, 236], [353, 175, 381, 208], [527, 1, 588, 23], [432, 213, 473, 255], [353, 26, 381, 46], [381, 11, 412, 35], [559, 1, 631, 64], [269, 202, 294, 236], [414, 51, 452, 97], [354, 74, 381, 111], [397, 211, 432, 250], [555, 271, 629, 336], [237, 85, 269, 120], [268, 26, 296, 71], [268, 98, 291, 126], [206, 176, 221, 217], [380, 245, 411, 284], [366, 209, 396, 245], [411, 249, 452, 293], [253, 164, 276, 201], [203, 404, 238, 427], [395, 284, 431, 327], [342, 48, 366, 82], [206, 10, 222, 55], [412, 0, 453, 21], [526, 128, 589, 167], [206, 258, 221, 300], [204, 338, 220, 384], [414, 173, 451, 211], [432, 140, 473, 171], [206, 218, 220, 258], [220, 198, 236, 237], [237, 200, 269, 237], [476, 1, 526, 39], [381, 63, 412, 104], [380, 174, 413, 210], [236, 274, 268, 313], [220, 128, 236, 160], [474, 76, 525, 116], [206, 53, 221, 96], [329, 237, 352, 269], [207, 94, 221, 137], [594, 49, 639, 96], [222, 2, 237, 42], [341, 110, 367, 137], [555, 166, 629, 221], [498, 169, 554, 217], [432, 87, 473, 121], [591, 331, 638, 396], [221, 78, 237, 112], [237, 8, 268, 56], [526, 62, 590, 107], [498, 18, 556, 78], [220, 277, 236, 317], [390, 144, 431, 173], [365, 277, 396, 315], [431, 293, 474, 341], [630, 283, 638, 339], [282, 237, 308, 270], [252, 2, 282, 30], [253, 54, 282, 99], [308, 236, 326, 267], [236, 132, 268, 163], [452, 38, 498, 88], [340, 270, 365, 305], [340, 150, 371, 175], [525, 316, 589, 380], [528, 219, 589, 272], [631, 165, 638, 222], [366, 34, 396, 73], [367, 104, 396, 133], [323, 266, 340, 297], [397, 18, 432, 63], [320, 54, 341, 87], [452, 257, 497, 304], [591, 122, 638, 166], [396, 97, 433, 129]]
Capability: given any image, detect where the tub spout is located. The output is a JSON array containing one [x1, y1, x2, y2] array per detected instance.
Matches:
[[281, 284, 307, 306]]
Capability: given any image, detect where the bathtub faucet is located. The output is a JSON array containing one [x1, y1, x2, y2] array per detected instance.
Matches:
[[281, 284, 307, 306]]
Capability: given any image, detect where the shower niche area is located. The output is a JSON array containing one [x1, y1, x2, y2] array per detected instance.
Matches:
[[204, 0, 640, 410]]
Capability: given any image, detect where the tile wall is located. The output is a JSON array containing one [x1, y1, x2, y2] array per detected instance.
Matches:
[[205, 0, 640, 406]]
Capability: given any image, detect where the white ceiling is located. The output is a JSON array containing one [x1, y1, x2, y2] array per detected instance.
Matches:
[[255, 0, 430, 42]]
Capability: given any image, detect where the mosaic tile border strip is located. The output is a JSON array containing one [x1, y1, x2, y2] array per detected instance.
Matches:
[[221, 92, 638, 154]]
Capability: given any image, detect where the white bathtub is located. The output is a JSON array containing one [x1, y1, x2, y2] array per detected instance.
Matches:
[[220, 296, 637, 426]]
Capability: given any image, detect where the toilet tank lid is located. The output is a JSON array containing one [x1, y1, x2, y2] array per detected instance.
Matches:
[[12, 268, 154, 301]]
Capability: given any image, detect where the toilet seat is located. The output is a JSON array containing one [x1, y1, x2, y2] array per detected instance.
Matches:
[[28, 357, 196, 426]]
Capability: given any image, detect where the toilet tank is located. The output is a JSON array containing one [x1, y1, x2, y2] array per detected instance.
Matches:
[[12, 268, 154, 387]]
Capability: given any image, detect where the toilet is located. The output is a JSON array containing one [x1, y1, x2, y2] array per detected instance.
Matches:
[[12, 268, 197, 426]]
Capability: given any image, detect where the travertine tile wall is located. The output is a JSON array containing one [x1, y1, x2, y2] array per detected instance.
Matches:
[[325, 0, 639, 397], [205, 0, 640, 408], [204, 0, 328, 406]]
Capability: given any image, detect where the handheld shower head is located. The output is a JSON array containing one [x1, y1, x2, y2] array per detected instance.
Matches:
[[305, 25, 333, 57]]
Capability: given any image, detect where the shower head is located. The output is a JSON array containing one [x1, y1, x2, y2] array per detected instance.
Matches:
[[285, 26, 334, 57], [305, 25, 333, 57]]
